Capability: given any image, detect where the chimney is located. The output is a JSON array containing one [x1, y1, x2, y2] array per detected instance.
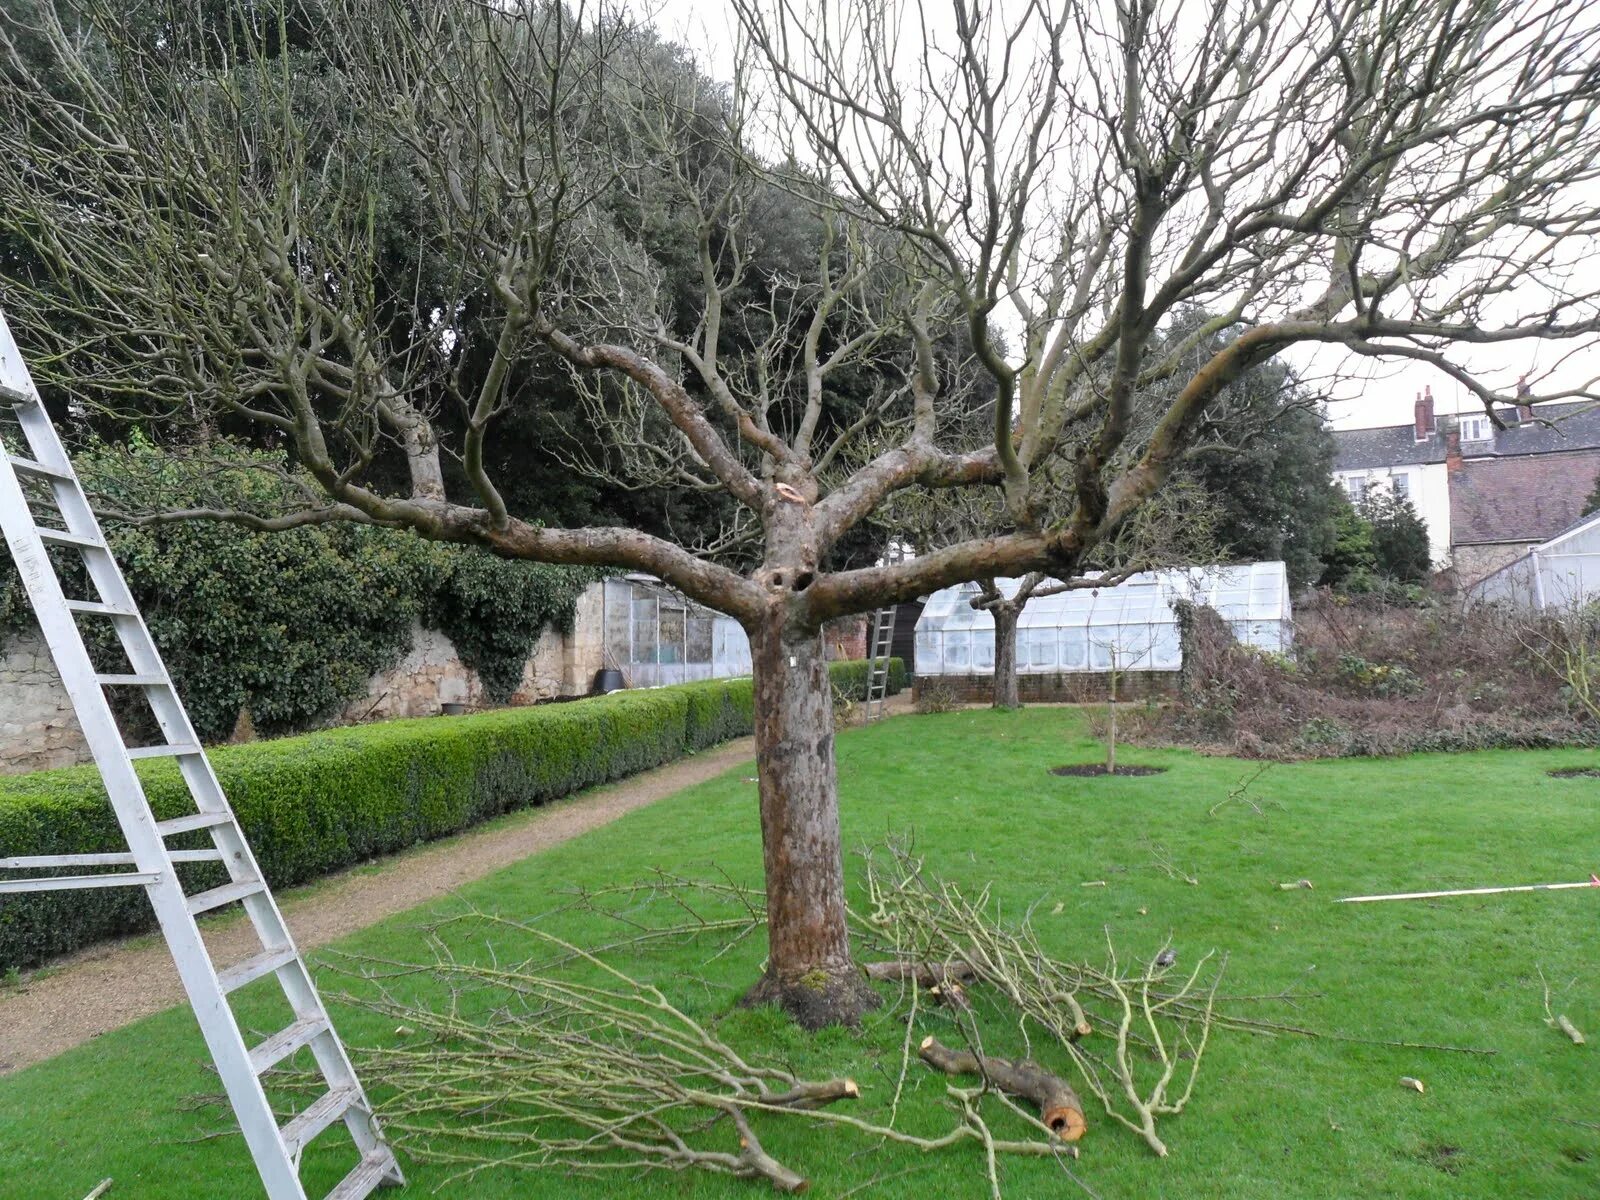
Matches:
[[1413, 387, 1436, 440], [1516, 374, 1533, 422], [1445, 427, 1462, 471]]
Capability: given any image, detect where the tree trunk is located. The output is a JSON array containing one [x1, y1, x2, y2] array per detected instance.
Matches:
[[1106, 663, 1118, 775], [743, 615, 880, 1029], [992, 603, 1021, 709]]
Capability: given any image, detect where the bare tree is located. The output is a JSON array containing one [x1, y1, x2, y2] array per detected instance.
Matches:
[[2, 0, 1599, 1027]]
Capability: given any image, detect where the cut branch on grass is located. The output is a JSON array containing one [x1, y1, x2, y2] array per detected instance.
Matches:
[[1539, 965, 1588, 1046], [857, 839, 1225, 1156], [919, 1037, 1087, 1142]]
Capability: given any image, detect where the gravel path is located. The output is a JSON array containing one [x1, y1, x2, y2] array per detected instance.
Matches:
[[0, 734, 763, 1074]]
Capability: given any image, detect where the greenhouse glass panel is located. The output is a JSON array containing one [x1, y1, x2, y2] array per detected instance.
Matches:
[[659, 606, 686, 664], [1061, 628, 1088, 670], [972, 630, 995, 671], [605, 576, 753, 686], [916, 630, 942, 674], [1022, 627, 1057, 669], [945, 630, 972, 671]]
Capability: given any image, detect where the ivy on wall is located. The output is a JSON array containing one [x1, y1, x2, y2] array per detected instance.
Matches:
[[0, 438, 601, 740]]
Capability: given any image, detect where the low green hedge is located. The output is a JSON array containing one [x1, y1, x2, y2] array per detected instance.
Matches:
[[0, 659, 902, 969], [828, 655, 908, 701]]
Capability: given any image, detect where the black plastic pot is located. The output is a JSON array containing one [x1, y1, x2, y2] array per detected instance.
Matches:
[[593, 668, 626, 695]]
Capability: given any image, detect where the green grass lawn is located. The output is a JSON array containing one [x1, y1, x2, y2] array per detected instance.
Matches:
[[2, 708, 1598, 1199]]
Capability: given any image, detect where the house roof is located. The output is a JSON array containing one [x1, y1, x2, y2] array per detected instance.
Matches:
[[1332, 424, 1449, 470], [1449, 447, 1600, 546], [1333, 401, 1600, 472]]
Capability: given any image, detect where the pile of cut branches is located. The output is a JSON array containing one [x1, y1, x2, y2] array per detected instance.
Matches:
[[327, 916, 1084, 1196], [333, 921, 857, 1191], [299, 841, 1488, 1194]]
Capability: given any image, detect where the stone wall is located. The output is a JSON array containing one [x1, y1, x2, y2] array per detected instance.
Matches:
[[343, 585, 607, 721], [0, 628, 85, 774], [0, 583, 612, 774], [1451, 541, 1538, 588]]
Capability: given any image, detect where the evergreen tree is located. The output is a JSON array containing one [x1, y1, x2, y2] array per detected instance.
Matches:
[[1319, 492, 1378, 589], [1361, 491, 1432, 583]]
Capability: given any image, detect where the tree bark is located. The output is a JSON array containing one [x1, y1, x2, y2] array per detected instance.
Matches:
[[743, 613, 880, 1029], [992, 602, 1021, 709]]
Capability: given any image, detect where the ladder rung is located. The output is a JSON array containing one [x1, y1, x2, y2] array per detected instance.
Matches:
[[281, 1087, 362, 1159], [65, 599, 136, 617], [96, 673, 169, 688], [7, 454, 71, 481], [325, 1150, 401, 1200], [156, 811, 233, 837], [0, 852, 144, 869], [0, 850, 215, 868], [187, 877, 265, 916], [126, 743, 204, 760], [250, 1016, 328, 1074], [0, 871, 161, 894], [218, 944, 300, 994], [34, 527, 105, 550], [0, 381, 38, 407]]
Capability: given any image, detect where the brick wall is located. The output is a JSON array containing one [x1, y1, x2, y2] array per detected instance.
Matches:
[[914, 671, 1180, 705]]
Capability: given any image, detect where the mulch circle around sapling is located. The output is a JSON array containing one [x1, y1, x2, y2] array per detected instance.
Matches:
[[1049, 764, 1167, 778], [1547, 767, 1600, 779]]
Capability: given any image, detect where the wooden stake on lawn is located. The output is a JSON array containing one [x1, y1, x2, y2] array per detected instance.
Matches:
[[1337, 875, 1600, 904]]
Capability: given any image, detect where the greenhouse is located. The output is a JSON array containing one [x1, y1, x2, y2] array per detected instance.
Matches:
[[602, 575, 752, 688], [914, 561, 1292, 678], [1471, 512, 1600, 609]]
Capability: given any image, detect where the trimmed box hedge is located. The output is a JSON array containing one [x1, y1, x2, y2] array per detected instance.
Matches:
[[0, 659, 902, 969]]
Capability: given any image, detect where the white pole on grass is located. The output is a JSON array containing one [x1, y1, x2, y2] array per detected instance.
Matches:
[[1337, 875, 1600, 903]]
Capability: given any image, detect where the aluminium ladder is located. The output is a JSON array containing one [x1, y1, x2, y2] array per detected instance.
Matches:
[[0, 313, 402, 1200], [863, 606, 897, 722]]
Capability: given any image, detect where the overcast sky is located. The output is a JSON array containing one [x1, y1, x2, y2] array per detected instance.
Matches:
[[631, 0, 1598, 433]]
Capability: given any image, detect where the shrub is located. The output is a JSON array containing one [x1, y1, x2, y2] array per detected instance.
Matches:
[[914, 679, 962, 714], [825, 656, 909, 701], [1127, 587, 1591, 760], [0, 438, 600, 738], [0, 658, 903, 970]]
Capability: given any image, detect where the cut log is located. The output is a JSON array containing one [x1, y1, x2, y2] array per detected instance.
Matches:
[[758, 1078, 861, 1108], [918, 1036, 1086, 1141], [863, 960, 977, 986], [1553, 1014, 1587, 1046]]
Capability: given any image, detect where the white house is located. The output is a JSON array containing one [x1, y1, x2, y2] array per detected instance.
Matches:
[[1331, 387, 1600, 582], [1331, 390, 1453, 567]]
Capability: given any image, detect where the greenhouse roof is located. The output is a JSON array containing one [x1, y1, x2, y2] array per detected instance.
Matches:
[[916, 561, 1291, 633]]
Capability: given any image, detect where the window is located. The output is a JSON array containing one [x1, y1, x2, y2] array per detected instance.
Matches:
[[631, 595, 658, 664], [1459, 415, 1491, 442], [1061, 628, 1088, 671], [972, 631, 996, 672], [1342, 473, 1367, 503], [686, 615, 713, 664], [1390, 471, 1410, 500], [944, 630, 971, 671], [1022, 627, 1057, 670]]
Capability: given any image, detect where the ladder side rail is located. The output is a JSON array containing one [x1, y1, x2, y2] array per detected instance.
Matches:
[[0, 327, 314, 1200]]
